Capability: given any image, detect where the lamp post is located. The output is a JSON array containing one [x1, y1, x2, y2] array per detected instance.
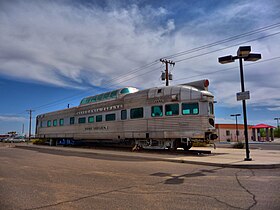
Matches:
[[275, 118, 280, 137], [231, 114, 241, 142], [274, 118, 280, 129], [218, 46, 261, 161]]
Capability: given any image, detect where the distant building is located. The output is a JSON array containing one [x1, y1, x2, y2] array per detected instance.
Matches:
[[215, 124, 254, 142], [0, 134, 11, 139]]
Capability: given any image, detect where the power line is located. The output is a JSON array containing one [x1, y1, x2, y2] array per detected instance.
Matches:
[[19, 23, 280, 113], [173, 56, 280, 83], [175, 31, 280, 63], [162, 22, 280, 60], [32, 61, 159, 111], [33, 66, 163, 112]]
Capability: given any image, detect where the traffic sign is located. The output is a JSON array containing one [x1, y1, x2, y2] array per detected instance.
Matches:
[[237, 91, 250, 101]]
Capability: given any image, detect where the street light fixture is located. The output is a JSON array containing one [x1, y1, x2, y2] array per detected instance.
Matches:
[[274, 118, 280, 129], [275, 118, 280, 138], [231, 114, 241, 142], [218, 46, 261, 161]]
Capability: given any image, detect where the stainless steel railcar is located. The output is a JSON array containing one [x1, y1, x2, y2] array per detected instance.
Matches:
[[36, 79, 217, 150]]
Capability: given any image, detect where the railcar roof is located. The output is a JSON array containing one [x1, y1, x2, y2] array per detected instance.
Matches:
[[80, 87, 139, 106]]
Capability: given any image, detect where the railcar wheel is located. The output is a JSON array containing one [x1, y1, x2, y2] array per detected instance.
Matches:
[[167, 139, 179, 151], [183, 143, 193, 151], [167, 146, 177, 151]]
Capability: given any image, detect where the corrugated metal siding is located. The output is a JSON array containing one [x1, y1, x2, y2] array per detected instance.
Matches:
[[36, 85, 215, 141]]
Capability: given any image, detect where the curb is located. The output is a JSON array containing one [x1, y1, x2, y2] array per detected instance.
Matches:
[[15, 145, 280, 169]]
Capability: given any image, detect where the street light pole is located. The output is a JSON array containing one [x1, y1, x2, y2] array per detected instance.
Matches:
[[218, 46, 261, 161], [274, 118, 280, 129], [238, 58, 251, 160], [275, 118, 280, 137]]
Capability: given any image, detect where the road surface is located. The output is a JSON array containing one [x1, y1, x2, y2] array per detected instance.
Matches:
[[0, 145, 279, 210]]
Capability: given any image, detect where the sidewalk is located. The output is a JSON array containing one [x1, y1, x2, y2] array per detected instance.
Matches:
[[14, 143, 280, 169]]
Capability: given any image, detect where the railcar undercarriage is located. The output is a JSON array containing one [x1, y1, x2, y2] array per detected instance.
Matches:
[[134, 138, 193, 150]]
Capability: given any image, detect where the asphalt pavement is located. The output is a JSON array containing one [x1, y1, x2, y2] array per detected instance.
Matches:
[[1, 144, 280, 210]]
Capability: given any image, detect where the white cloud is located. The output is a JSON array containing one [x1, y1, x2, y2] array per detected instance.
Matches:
[[0, 1, 174, 89], [0, 0, 279, 108], [0, 115, 26, 122], [267, 107, 280, 111]]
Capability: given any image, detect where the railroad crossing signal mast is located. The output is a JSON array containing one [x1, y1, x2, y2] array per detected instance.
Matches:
[[160, 59, 175, 86]]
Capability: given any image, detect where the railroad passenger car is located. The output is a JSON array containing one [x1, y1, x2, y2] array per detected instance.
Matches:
[[36, 79, 217, 150]]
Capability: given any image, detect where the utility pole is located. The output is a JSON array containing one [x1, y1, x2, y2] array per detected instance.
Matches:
[[160, 59, 175, 86], [26, 110, 35, 143]]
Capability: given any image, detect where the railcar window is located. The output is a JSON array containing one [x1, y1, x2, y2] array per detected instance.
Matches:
[[88, 116, 94, 123], [165, 104, 179, 116], [96, 115, 102, 122], [106, 113, 116, 121], [110, 90, 118, 98], [120, 88, 130, 94], [53, 119, 57, 126], [209, 102, 214, 115], [103, 92, 110, 100], [78, 117, 86, 124], [81, 98, 89, 105], [70, 117, 75, 125], [97, 94, 103, 101], [151, 105, 163, 117], [90, 96, 96, 103], [121, 110, 127, 120], [182, 103, 199, 115], [130, 107, 144, 119], [47, 120, 51, 127], [40, 121, 43, 127], [59, 119, 64, 126]]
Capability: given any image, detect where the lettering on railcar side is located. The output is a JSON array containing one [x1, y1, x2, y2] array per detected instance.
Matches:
[[76, 104, 123, 115], [85, 126, 108, 131]]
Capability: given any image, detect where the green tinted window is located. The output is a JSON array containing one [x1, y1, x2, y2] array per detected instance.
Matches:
[[121, 110, 127, 120], [96, 115, 102, 122], [130, 107, 143, 119], [165, 104, 179, 116], [88, 116, 94, 123], [80, 99, 86, 104], [47, 120, 51, 127], [209, 102, 214, 115], [97, 94, 103, 101], [182, 103, 199, 115], [103, 92, 110, 100], [151, 105, 163, 117], [78, 117, 86, 124], [120, 88, 130, 94], [106, 114, 116, 121], [53, 119, 57, 126], [70, 117, 75, 125], [90, 96, 96, 103], [110, 90, 118, 98], [59, 119, 64, 126]]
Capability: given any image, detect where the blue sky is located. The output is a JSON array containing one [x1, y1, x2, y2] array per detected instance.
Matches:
[[0, 0, 280, 134]]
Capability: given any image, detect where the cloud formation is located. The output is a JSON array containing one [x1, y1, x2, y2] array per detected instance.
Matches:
[[0, 115, 26, 122], [0, 0, 279, 111]]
